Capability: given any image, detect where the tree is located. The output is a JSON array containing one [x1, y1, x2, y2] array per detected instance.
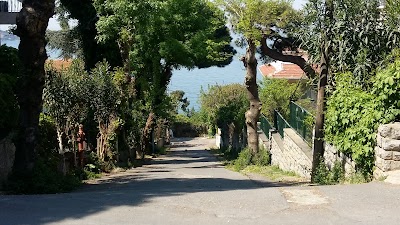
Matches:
[[298, 0, 400, 179], [170, 90, 190, 115], [58, 0, 122, 70], [87, 61, 119, 161], [217, 0, 295, 154], [43, 60, 90, 160], [94, 0, 234, 158], [12, 0, 55, 177]]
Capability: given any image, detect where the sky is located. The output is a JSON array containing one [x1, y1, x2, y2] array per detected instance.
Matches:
[[1, 0, 307, 31]]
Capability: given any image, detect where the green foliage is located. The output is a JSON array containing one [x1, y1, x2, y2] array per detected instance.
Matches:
[[252, 147, 271, 167], [6, 115, 81, 194], [200, 84, 249, 129], [89, 61, 118, 125], [217, 0, 297, 42], [46, 28, 82, 59], [169, 90, 190, 115], [325, 59, 400, 176], [232, 148, 253, 171], [313, 162, 330, 185], [44, 59, 90, 128], [155, 146, 168, 155], [171, 113, 207, 137], [385, 0, 400, 31], [0, 45, 20, 138], [94, 0, 234, 69], [82, 163, 102, 180], [6, 159, 81, 194], [313, 160, 368, 185], [232, 147, 270, 171], [299, 0, 400, 85], [259, 78, 305, 121], [58, 0, 122, 69], [37, 114, 59, 155], [242, 165, 300, 181]]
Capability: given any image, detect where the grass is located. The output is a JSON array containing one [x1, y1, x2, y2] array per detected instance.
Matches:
[[210, 146, 306, 184], [229, 164, 307, 184], [242, 165, 299, 180]]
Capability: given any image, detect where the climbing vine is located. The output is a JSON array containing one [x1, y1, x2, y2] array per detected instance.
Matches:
[[325, 57, 400, 176]]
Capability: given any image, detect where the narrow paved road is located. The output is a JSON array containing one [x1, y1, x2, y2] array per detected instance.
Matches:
[[1, 137, 400, 225]]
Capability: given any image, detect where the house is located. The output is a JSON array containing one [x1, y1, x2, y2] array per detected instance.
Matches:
[[46, 59, 72, 71], [258, 61, 307, 83]]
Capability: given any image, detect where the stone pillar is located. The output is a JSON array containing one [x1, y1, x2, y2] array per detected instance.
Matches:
[[374, 123, 400, 178]]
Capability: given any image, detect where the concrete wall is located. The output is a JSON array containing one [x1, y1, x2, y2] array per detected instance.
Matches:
[[270, 128, 312, 179], [0, 137, 15, 185]]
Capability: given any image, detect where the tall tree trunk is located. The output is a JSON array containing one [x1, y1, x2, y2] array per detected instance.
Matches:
[[230, 124, 240, 151], [12, 0, 55, 176], [311, 50, 328, 181], [56, 128, 66, 175], [141, 112, 156, 159], [242, 40, 261, 155], [220, 123, 229, 149], [311, 0, 333, 182]]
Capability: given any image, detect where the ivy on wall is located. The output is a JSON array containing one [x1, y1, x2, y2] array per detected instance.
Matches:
[[325, 58, 400, 176]]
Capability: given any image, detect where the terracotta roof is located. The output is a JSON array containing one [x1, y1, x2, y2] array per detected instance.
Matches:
[[259, 62, 306, 80], [46, 59, 72, 71]]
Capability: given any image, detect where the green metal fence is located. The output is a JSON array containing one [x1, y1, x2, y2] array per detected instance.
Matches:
[[289, 101, 314, 144], [260, 114, 273, 138], [274, 110, 291, 138]]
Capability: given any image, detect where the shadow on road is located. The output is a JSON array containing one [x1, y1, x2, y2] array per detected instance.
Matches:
[[0, 137, 297, 225]]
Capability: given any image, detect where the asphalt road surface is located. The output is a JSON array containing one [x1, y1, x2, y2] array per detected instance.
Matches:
[[1, 137, 400, 225]]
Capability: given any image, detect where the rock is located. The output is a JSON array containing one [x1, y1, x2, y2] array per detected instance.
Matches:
[[375, 146, 393, 160], [391, 160, 400, 171], [378, 123, 400, 140], [375, 156, 391, 172], [379, 136, 400, 151], [385, 170, 400, 184], [394, 151, 400, 161]]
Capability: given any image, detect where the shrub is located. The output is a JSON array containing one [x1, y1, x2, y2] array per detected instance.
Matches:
[[5, 115, 82, 194], [0, 45, 20, 139], [6, 158, 81, 194], [252, 147, 271, 167], [259, 78, 306, 121], [232, 147, 271, 171], [313, 160, 344, 185], [232, 148, 252, 171]]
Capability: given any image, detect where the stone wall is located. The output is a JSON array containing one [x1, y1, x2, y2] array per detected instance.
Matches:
[[0, 137, 15, 185], [374, 123, 400, 178], [324, 143, 356, 176], [270, 128, 312, 179]]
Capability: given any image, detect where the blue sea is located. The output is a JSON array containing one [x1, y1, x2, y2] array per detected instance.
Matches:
[[2, 38, 261, 110]]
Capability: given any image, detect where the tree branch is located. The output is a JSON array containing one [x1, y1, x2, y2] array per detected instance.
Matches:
[[260, 35, 317, 79]]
